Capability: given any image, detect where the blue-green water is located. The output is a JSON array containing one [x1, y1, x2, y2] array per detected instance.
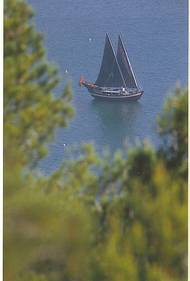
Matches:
[[29, 0, 187, 173]]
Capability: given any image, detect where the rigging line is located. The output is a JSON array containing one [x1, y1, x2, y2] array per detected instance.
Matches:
[[119, 34, 138, 89]]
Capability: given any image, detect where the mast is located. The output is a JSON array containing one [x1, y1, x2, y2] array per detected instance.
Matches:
[[95, 34, 126, 88], [117, 35, 138, 89]]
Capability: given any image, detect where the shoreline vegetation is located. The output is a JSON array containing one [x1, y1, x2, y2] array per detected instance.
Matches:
[[4, 1, 187, 281]]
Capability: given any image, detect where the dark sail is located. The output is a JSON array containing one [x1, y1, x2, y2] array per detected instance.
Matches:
[[95, 34, 126, 88], [117, 35, 138, 89]]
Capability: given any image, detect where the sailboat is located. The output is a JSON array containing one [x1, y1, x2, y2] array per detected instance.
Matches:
[[79, 34, 143, 101]]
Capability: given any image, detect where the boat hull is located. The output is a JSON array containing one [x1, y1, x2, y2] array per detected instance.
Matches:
[[83, 83, 143, 101], [91, 91, 143, 101]]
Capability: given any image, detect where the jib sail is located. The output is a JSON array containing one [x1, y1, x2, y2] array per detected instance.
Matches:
[[116, 35, 138, 89]]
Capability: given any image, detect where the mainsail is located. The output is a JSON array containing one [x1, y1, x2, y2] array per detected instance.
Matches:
[[117, 35, 138, 89], [95, 34, 126, 88]]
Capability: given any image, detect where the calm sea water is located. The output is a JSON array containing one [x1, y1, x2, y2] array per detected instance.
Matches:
[[28, 0, 187, 174]]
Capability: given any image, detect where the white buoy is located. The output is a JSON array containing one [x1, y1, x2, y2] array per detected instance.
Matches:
[[89, 37, 92, 42], [65, 69, 68, 73]]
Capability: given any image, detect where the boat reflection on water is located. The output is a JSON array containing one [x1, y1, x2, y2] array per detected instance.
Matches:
[[90, 99, 143, 152]]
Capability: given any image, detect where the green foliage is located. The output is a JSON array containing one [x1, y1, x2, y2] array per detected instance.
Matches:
[[4, 0, 74, 166], [157, 87, 188, 178], [110, 162, 187, 281], [126, 143, 156, 184], [5, 173, 96, 281], [4, 1, 187, 281]]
